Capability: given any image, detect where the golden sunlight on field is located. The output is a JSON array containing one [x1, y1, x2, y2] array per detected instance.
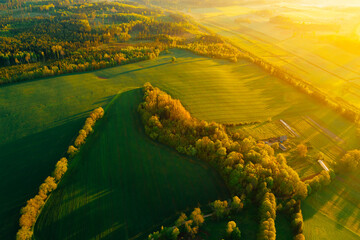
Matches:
[[2, 0, 360, 240]]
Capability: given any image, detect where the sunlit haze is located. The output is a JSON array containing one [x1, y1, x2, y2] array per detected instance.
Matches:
[[0, 0, 360, 239]]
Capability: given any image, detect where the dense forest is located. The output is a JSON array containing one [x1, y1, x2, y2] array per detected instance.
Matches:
[[0, 0, 251, 86], [137, 0, 259, 8], [0, 0, 197, 83]]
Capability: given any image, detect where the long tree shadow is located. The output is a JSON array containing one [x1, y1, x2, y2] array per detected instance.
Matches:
[[94, 52, 208, 80], [302, 172, 360, 235], [0, 118, 91, 240], [333, 172, 360, 233], [302, 181, 338, 219]]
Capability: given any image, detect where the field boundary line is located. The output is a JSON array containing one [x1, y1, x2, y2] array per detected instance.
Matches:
[[279, 119, 299, 137], [303, 116, 344, 145]]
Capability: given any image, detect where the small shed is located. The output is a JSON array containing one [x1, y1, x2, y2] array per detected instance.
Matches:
[[279, 144, 287, 151], [318, 160, 329, 171], [279, 135, 287, 143]]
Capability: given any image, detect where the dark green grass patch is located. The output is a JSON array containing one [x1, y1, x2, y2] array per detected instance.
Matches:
[[199, 205, 259, 240], [33, 89, 229, 239]]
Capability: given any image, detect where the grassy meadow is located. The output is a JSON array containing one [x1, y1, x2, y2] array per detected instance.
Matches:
[[190, 3, 360, 108], [1, 48, 318, 238], [0, 48, 359, 239], [302, 168, 360, 239], [33, 89, 229, 239]]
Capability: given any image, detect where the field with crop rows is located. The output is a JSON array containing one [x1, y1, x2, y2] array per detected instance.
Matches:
[[191, 3, 360, 108]]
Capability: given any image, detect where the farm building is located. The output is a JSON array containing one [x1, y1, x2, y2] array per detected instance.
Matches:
[[264, 135, 288, 151], [279, 144, 287, 151], [279, 135, 287, 142], [318, 160, 329, 171], [264, 135, 287, 145]]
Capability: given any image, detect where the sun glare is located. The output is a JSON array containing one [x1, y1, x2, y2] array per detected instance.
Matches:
[[1, 0, 360, 239]]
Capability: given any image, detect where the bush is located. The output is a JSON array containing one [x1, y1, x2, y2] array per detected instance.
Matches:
[[230, 196, 243, 212], [337, 149, 360, 172], [190, 208, 204, 226], [16, 227, 33, 240], [294, 233, 305, 240], [67, 145, 78, 157], [212, 200, 229, 219], [74, 107, 105, 147], [54, 157, 68, 181], [258, 192, 276, 240], [305, 170, 331, 194], [297, 144, 307, 157], [17, 177, 57, 239]]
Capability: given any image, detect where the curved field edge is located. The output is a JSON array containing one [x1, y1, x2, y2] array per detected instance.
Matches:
[[33, 88, 229, 240]]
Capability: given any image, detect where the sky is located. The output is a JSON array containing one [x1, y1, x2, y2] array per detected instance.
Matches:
[[289, 0, 360, 7]]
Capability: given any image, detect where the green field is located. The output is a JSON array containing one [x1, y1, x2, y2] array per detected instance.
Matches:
[[230, 121, 289, 140], [190, 3, 360, 108], [189, 3, 360, 239], [303, 168, 360, 239], [2, 48, 317, 238], [1, 48, 359, 239], [33, 89, 229, 239]]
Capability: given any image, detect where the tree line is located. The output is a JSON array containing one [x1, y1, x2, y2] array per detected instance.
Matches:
[[138, 83, 360, 239], [258, 192, 276, 240], [138, 83, 309, 239], [148, 196, 243, 240], [16, 107, 104, 240], [139, 83, 308, 201], [175, 30, 360, 125], [213, 35, 360, 124], [0, 45, 164, 85], [278, 199, 305, 240], [0, 1, 198, 85]]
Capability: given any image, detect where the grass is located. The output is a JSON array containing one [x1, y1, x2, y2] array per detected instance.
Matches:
[[275, 213, 293, 240], [285, 117, 345, 161], [198, 206, 292, 240], [33, 89, 229, 239], [191, 4, 360, 108], [0, 48, 330, 239], [230, 121, 289, 140], [199, 205, 259, 240], [1, 48, 359, 239], [303, 169, 360, 239]]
